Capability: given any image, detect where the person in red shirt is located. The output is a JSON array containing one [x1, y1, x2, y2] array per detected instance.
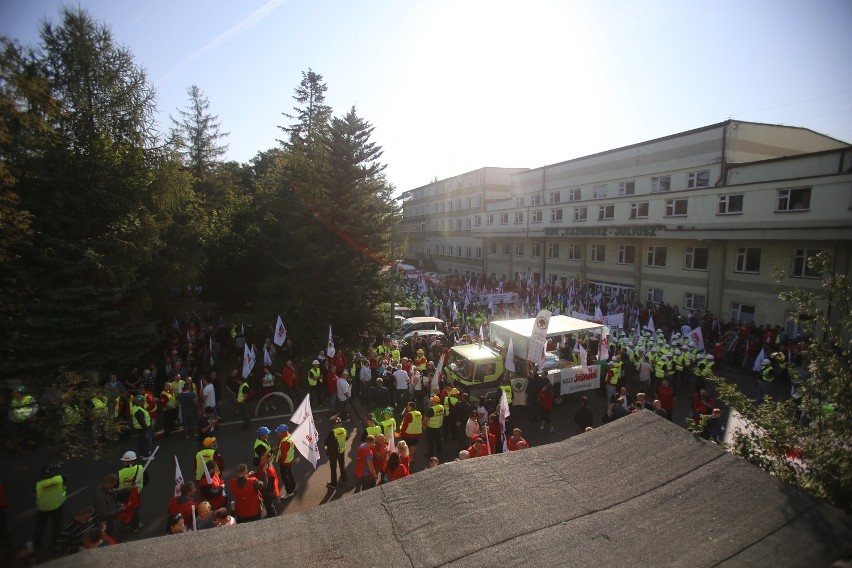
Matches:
[[282, 360, 300, 402], [398, 402, 423, 462], [197, 461, 227, 510], [466, 436, 489, 458], [537, 385, 555, 432], [385, 451, 410, 481], [254, 453, 280, 518], [507, 428, 528, 451], [372, 434, 388, 481], [397, 440, 412, 470], [355, 436, 377, 491], [228, 464, 264, 524], [656, 380, 675, 421], [167, 482, 198, 527]]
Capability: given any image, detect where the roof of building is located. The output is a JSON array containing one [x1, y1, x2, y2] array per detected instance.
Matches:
[[59, 412, 852, 568]]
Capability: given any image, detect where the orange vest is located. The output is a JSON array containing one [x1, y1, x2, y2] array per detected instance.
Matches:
[[229, 477, 261, 518]]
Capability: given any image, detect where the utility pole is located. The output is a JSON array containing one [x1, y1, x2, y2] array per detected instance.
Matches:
[[390, 227, 395, 335]]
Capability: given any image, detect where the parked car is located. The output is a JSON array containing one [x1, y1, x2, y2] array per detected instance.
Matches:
[[395, 316, 444, 339]]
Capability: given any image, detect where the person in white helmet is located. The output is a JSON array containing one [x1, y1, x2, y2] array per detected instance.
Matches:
[[117, 451, 149, 532]]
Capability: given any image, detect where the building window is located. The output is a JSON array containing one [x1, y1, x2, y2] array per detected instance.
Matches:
[[515, 196, 524, 207], [549, 191, 561, 204], [474, 215, 481, 226], [466, 247, 472, 258], [550, 208, 563, 222], [590, 244, 606, 262], [573, 207, 587, 221], [514, 212, 524, 224], [568, 188, 581, 202], [647, 287, 663, 304], [486, 214, 494, 225], [647, 246, 668, 267], [791, 248, 821, 278], [499, 213, 509, 225], [515, 242, 524, 256], [502, 242, 510, 256], [489, 242, 497, 255], [531, 194, 542, 206], [718, 194, 743, 215], [731, 302, 756, 323], [531, 242, 541, 258], [684, 292, 706, 311], [735, 247, 761, 273], [630, 202, 649, 219], [531, 210, 543, 223], [475, 247, 482, 260], [683, 247, 709, 270], [598, 205, 615, 220], [618, 181, 635, 196], [464, 218, 470, 229], [475, 195, 482, 207], [457, 246, 462, 257], [665, 198, 688, 217], [651, 176, 671, 193], [547, 243, 559, 259], [687, 169, 711, 189], [568, 243, 581, 261], [456, 219, 462, 230], [435, 244, 440, 255], [777, 188, 811, 212], [617, 245, 636, 265], [593, 184, 608, 199], [466, 197, 472, 209]]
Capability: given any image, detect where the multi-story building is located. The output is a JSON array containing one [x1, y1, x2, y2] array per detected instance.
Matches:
[[400, 120, 852, 328]]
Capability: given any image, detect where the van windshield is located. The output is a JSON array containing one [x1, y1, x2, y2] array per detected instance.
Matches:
[[448, 351, 472, 381]]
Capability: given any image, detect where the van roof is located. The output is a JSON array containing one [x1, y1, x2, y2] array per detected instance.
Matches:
[[402, 317, 443, 324], [451, 343, 501, 361]]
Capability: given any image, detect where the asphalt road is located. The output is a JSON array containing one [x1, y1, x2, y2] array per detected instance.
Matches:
[[3, 362, 789, 562]]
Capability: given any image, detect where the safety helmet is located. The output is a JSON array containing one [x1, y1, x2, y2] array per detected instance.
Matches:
[[706, 355, 714, 361], [275, 424, 288, 434], [430, 395, 440, 404], [312, 360, 320, 365], [366, 413, 376, 421], [257, 426, 271, 436], [122, 451, 137, 461], [384, 407, 394, 416], [762, 359, 771, 366], [203, 437, 217, 448], [450, 388, 460, 396]]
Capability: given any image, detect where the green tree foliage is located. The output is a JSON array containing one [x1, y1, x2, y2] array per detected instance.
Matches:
[[278, 68, 332, 154], [170, 84, 229, 180], [710, 252, 852, 512]]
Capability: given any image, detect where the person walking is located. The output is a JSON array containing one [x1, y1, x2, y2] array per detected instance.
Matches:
[[33, 463, 66, 553], [274, 424, 296, 499], [92, 474, 124, 540], [324, 417, 348, 489], [228, 464, 264, 524]]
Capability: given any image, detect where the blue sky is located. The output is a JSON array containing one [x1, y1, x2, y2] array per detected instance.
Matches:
[[2, 0, 851, 194]]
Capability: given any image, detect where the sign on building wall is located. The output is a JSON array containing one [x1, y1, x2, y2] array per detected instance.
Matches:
[[545, 226, 664, 238]]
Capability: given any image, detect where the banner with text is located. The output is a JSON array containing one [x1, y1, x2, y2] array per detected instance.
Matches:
[[559, 364, 600, 396], [570, 311, 624, 329]]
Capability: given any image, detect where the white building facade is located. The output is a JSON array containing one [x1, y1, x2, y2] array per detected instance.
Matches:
[[400, 121, 852, 328]]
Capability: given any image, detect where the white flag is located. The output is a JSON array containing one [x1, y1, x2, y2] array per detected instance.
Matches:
[[594, 304, 603, 322], [263, 346, 272, 367], [647, 314, 656, 333], [498, 389, 511, 453], [452, 301, 458, 323], [579, 344, 588, 373], [201, 454, 212, 484], [598, 326, 611, 361], [292, 394, 312, 425], [291, 397, 321, 468], [505, 338, 516, 373], [242, 343, 255, 378], [174, 455, 184, 497], [274, 315, 287, 346], [690, 327, 705, 351], [753, 348, 766, 372], [431, 352, 443, 392], [479, 324, 485, 345], [326, 325, 336, 358]]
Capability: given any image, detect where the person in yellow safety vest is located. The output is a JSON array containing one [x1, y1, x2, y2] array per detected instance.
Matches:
[[498, 380, 513, 405], [376, 342, 388, 356], [130, 394, 154, 459], [236, 375, 252, 429], [757, 358, 774, 404], [390, 345, 401, 364], [9, 385, 37, 422], [196, 437, 224, 481], [424, 395, 445, 460], [160, 384, 178, 436], [34, 464, 66, 551], [362, 413, 383, 443], [605, 361, 619, 401], [380, 407, 397, 441], [253, 426, 272, 466], [611, 357, 623, 385], [325, 417, 348, 488], [442, 388, 460, 442], [118, 451, 148, 532], [274, 424, 296, 498], [308, 360, 323, 407], [413, 349, 428, 372]]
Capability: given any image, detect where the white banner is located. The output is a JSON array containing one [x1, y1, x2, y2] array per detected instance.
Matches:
[[291, 396, 321, 468], [527, 310, 552, 362], [326, 325, 336, 358], [484, 292, 520, 305], [559, 365, 601, 396], [570, 311, 624, 329], [689, 327, 705, 351], [242, 343, 255, 378], [274, 315, 287, 346], [291, 394, 311, 425], [174, 455, 184, 497]]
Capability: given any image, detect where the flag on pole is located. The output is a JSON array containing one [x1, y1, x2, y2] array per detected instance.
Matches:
[[498, 389, 511, 453], [431, 352, 443, 392], [579, 344, 588, 373], [752, 348, 766, 372], [274, 315, 287, 346], [201, 454, 212, 484], [242, 343, 255, 378], [505, 338, 516, 373], [452, 301, 458, 323], [387, 421, 396, 454], [647, 314, 656, 332], [326, 325, 336, 358], [479, 324, 485, 345], [291, 395, 321, 468], [263, 346, 272, 367], [594, 304, 603, 322], [174, 455, 184, 497], [291, 393, 312, 425], [598, 326, 611, 361], [690, 327, 705, 351]]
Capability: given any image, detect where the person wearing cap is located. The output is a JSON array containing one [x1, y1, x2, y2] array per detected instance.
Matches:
[[197, 460, 227, 510], [195, 437, 224, 481], [307, 359, 323, 407], [361, 413, 383, 442], [117, 451, 147, 532], [274, 424, 296, 498], [33, 463, 66, 552], [93, 473, 124, 539], [167, 512, 188, 534], [229, 463, 265, 524], [424, 395, 445, 460], [9, 385, 38, 423], [324, 417, 348, 489], [379, 407, 397, 442], [758, 357, 774, 404], [253, 427, 272, 466], [129, 393, 154, 459]]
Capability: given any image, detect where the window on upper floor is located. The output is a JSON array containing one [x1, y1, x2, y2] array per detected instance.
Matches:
[[514, 212, 524, 224], [617, 245, 636, 265], [531, 242, 542, 258], [515, 242, 524, 256], [568, 243, 582, 261], [731, 302, 756, 323], [549, 191, 561, 204], [590, 244, 606, 262], [464, 218, 470, 229], [475, 247, 482, 260], [515, 196, 524, 207], [547, 243, 559, 259], [593, 184, 608, 199], [598, 204, 615, 220], [630, 202, 649, 219], [647, 287, 663, 304], [651, 176, 671, 193], [474, 215, 481, 226], [684, 247, 709, 270], [551, 208, 563, 222], [500, 213, 509, 225], [777, 188, 811, 212], [618, 181, 635, 196], [531, 210, 542, 223], [735, 247, 761, 274], [647, 246, 667, 267], [568, 188, 582, 202], [466, 247, 472, 258], [684, 292, 706, 311], [489, 242, 497, 255], [573, 207, 587, 221], [502, 242, 510, 255], [665, 198, 688, 217], [531, 194, 542, 206], [718, 194, 744, 215], [486, 214, 494, 225], [687, 169, 711, 189], [791, 248, 822, 278]]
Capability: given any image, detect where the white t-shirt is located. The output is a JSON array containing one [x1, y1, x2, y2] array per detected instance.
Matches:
[[202, 383, 216, 408], [337, 377, 352, 401], [393, 369, 410, 390]]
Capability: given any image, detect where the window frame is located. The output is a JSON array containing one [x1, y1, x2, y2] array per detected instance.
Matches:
[[683, 246, 709, 271], [730, 302, 756, 323], [717, 194, 744, 215], [734, 247, 761, 274], [573, 206, 588, 221], [647, 287, 663, 304], [665, 198, 688, 217], [629, 202, 649, 219], [499, 213, 509, 225], [687, 169, 711, 189], [598, 204, 615, 220], [593, 184, 608, 199], [549, 191, 561, 204], [550, 208, 563, 222], [618, 181, 635, 197], [646, 245, 668, 268], [514, 242, 524, 257], [590, 243, 606, 263], [568, 243, 582, 261], [531, 210, 543, 223], [791, 248, 821, 278], [777, 187, 812, 212], [651, 176, 671, 193], [684, 292, 706, 311], [617, 244, 636, 265], [568, 188, 582, 202], [547, 242, 559, 259]]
